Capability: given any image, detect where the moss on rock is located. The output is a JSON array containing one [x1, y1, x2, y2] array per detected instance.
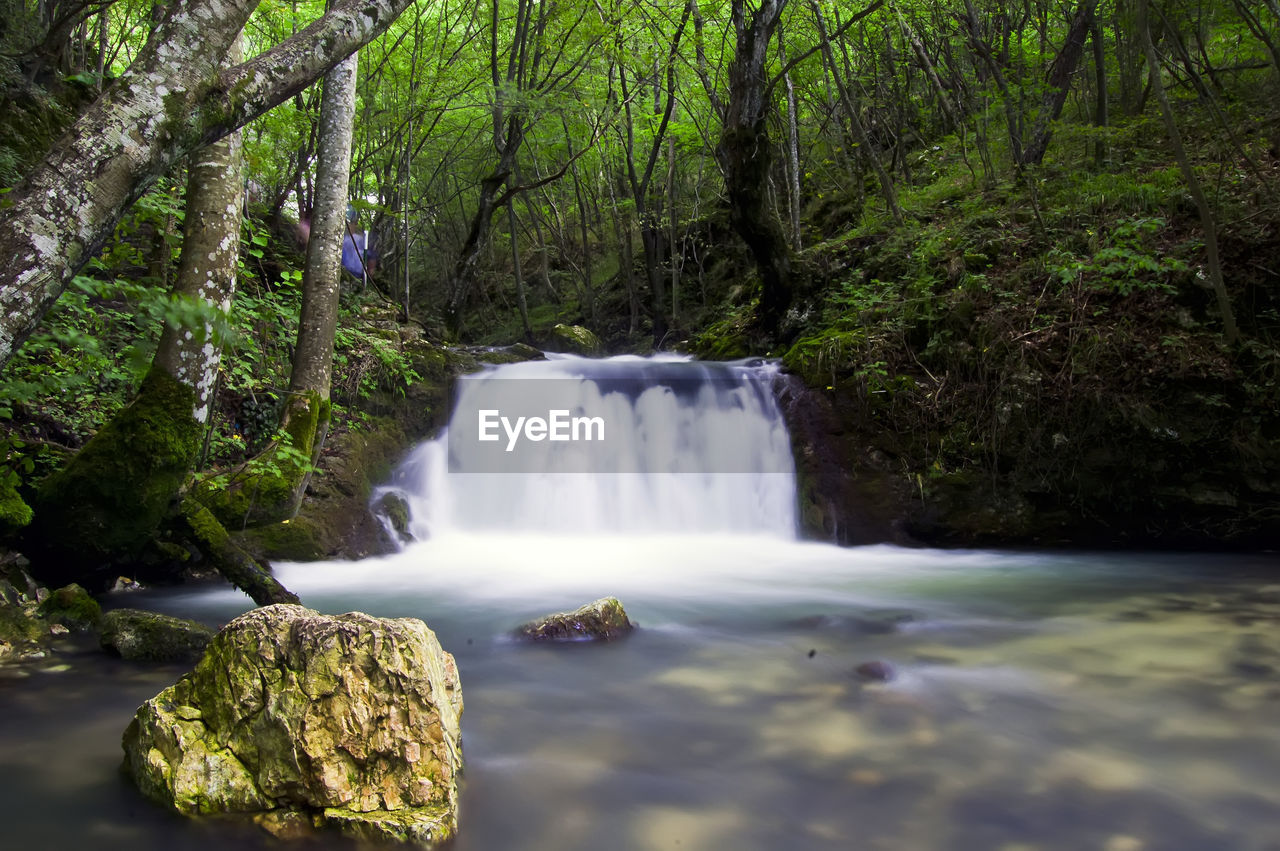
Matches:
[[516, 597, 635, 642], [122, 604, 463, 845], [37, 583, 101, 631], [547, 324, 603, 356], [0, 479, 33, 535], [27, 368, 204, 587], [100, 608, 215, 663]]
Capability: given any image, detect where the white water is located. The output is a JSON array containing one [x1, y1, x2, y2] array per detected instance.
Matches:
[[376, 354, 798, 538]]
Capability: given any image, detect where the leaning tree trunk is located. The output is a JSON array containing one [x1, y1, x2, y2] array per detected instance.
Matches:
[[0, 0, 414, 373], [1138, 0, 1238, 344], [196, 53, 358, 529], [26, 60, 294, 607], [1020, 0, 1100, 167]]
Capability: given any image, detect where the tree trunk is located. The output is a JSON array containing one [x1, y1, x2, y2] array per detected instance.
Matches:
[[811, 0, 904, 226], [1091, 17, 1109, 166], [0, 0, 414, 373], [26, 57, 251, 588], [779, 27, 804, 251], [193, 52, 358, 529], [1020, 0, 1100, 167], [1138, 0, 1238, 344], [718, 0, 792, 336]]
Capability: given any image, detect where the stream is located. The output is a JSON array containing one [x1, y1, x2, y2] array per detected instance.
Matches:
[[1, 355, 1278, 849]]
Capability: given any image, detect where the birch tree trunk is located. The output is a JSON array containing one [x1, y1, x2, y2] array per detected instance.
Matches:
[[26, 42, 296, 606], [192, 52, 359, 529], [0, 0, 414, 372]]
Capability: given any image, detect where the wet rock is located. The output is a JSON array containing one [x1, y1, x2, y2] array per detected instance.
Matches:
[[122, 604, 463, 846], [853, 660, 896, 682], [100, 608, 215, 663], [516, 597, 634, 642], [546, 324, 603, 356], [37, 583, 101, 631], [375, 492, 414, 544], [0, 602, 48, 663], [111, 576, 143, 592]]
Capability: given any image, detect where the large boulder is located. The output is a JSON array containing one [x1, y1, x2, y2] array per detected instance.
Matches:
[[122, 604, 463, 846], [516, 597, 635, 642], [100, 608, 215, 663]]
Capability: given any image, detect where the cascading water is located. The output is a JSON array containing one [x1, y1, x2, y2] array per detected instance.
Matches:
[[376, 353, 798, 539]]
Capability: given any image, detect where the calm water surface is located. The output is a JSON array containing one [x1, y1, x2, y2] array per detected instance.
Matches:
[[2, 538, 1279, 850]]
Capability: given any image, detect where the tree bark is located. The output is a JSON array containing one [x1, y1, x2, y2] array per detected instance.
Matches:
[[290, 53, 357, 402], [811, 1, 903, 226], [193, 51, 358, 530], [717, 0, 792, 335], [0, 0, 415, 372], [26, 59, 251, 588], [1021, 0, 1100, 167]]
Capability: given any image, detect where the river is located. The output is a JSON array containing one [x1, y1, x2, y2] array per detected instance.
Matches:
[[1, 356, 1277, 849]]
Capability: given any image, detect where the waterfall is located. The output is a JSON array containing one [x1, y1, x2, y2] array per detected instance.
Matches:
[[377, 354, 798, 539]]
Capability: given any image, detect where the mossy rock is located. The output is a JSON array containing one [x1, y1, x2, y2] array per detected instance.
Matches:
[[27, 368, 203, 587], [515, 597, 635, 642], [0, 601, 47, 649], [0, 479, 33, 536], [100, 608, 215, 663], [374, 492, 413, 545], [37, 583, 101, 631], [546, 324, 603, 356], [122, 605, 463, 845]]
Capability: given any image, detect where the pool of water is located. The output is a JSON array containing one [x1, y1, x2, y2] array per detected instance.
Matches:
[[3, 538, 1279, 850]]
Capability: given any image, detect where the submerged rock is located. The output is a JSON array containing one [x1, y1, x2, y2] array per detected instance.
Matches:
[[853, 660, 896, 682], [516, 597, 635, 642], [122, 604, 463, 846], [100, 608, 215, 663]]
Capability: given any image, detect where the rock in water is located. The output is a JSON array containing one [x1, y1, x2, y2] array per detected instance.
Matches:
[[516, 597, 635, 642], [100, 608, 215, 663], [37, 583, 101, 631], [122, 604, 463, 846]]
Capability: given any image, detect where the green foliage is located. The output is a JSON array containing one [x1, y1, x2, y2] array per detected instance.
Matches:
[[1046, 217, 1189, 296], [332, 318, 421, 406]]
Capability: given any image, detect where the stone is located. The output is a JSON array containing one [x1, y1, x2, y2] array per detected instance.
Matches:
[[853, 660, 896, 682], [112, 576, 143, 592], [515, 597, 635, 642], [36, 583, 101, 630], [547, 323, 603, 356], [122, 604, 462, 847], [100, 608, 216, 663], [375, 492, 414, 544]]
